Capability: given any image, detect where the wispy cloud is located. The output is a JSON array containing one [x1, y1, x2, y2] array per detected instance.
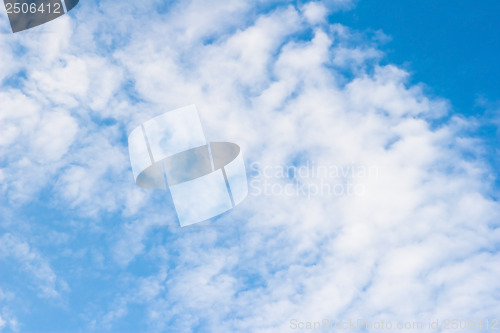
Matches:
[[0, 233, 67, 299]]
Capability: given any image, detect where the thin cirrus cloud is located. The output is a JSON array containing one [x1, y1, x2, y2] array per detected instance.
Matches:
[[0, 0, 498, 332]]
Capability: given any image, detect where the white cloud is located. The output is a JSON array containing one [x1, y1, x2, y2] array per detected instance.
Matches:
[[31, 110, 78, 161], [52, 128, 131, 216], [0, 0, 498, 331], [0, 308, 18, 333], [0, 233, 67, 299], [302, 2, 328, 25], [0, 89, 79, 202], [91, 3, 498, 331]]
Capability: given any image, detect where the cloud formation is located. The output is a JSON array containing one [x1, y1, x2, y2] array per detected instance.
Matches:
[[0, 0, 498, 332]]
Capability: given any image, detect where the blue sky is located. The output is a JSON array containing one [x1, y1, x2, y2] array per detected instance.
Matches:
[[0, 0, 499, 332], [333, 0, 500, 184], [335, 0, 500, 117]]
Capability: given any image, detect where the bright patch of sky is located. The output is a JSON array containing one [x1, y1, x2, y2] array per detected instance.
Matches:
[[334, 0, 500, 182]]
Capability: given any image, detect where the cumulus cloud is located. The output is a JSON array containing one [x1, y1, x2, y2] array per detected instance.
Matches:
[[0, 0, 498, 332]]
